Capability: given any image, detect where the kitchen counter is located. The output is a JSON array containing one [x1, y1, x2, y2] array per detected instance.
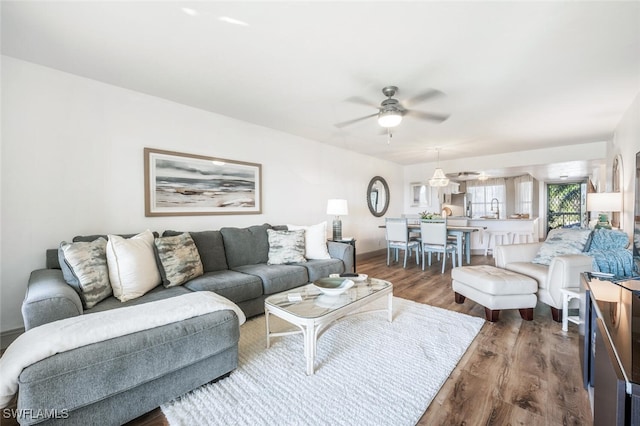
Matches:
[[458, 217, 540, 252]]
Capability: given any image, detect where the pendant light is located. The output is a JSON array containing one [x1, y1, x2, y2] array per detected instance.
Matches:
[[429, 149, 449, 187]]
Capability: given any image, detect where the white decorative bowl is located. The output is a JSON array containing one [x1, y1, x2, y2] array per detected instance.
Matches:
[[313, 277, 354, 296]]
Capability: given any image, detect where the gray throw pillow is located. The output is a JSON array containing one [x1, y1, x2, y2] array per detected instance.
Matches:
[[155, 233, 204, 287], [267, 229, 307, 265], [59, 238, 112, 308], [220, 224, 271, 268]]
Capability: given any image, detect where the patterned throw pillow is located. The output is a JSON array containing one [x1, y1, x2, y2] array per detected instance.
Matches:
[[532, 228, 592, 266], [154, 233, 204, 287], [59, 238, 112, 309], [267, 229, 307, 265]]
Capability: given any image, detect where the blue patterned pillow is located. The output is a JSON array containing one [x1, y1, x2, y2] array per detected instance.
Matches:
[[267, 229, 307, 265], [532, 228, 592, 266]]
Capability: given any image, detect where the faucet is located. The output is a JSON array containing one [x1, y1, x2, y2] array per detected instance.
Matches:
[[490, 198, 500, 218]]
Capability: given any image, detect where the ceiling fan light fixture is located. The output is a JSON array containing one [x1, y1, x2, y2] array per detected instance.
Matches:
[[377, 110, 402, 128], [429, 168, 450, 187]]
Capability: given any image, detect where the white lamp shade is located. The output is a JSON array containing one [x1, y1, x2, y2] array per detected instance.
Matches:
[[377, 110, 403, 128], [327, 199, 349, 216], [429, 168, 450, 187], [587, 192, 622, 212]]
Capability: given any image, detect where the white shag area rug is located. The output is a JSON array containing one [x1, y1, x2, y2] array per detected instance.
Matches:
[[161, 297, 485, 426]]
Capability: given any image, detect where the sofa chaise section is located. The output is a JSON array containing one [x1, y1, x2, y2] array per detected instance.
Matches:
[[17, 309, 239, 426]]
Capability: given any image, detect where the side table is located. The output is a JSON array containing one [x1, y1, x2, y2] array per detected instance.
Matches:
[[329, 238, 356, 273], [560, 287, 580, 332]]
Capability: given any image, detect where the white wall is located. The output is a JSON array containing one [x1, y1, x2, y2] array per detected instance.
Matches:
[[0, 57, 403, 332], [611, 93, 640, 240]]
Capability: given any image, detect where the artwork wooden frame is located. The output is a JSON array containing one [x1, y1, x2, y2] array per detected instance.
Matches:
[[144, 148, 262, 216]]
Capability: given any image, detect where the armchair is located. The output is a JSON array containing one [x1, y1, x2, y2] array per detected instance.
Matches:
[[494, 242, 593, 321]]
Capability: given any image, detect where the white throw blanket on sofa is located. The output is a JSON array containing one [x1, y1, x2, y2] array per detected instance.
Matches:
[[0, 291, 246, 408]]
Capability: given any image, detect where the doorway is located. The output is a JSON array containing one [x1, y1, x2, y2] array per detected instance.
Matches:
[[546, 182, 587, 232]]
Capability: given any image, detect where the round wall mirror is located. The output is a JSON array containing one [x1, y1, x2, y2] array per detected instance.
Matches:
[[367, 176, 390, 217]]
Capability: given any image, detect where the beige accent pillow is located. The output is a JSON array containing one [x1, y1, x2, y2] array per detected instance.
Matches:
[[287, 222, 331, 260], [106, 230, 161, 302]]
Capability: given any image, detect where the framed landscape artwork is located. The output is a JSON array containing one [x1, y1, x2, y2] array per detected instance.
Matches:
[[410, 182, 431, 207], [144, 148, 262, 216]]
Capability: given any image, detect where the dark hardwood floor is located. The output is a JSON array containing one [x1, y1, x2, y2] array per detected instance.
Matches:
[[5, 253, 593, 425]]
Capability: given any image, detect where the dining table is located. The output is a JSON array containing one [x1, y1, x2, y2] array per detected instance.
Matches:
[[380, 223, 485, 267]]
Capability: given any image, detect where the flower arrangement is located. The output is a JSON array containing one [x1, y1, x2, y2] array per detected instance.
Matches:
[[419, 211, 441, 220]]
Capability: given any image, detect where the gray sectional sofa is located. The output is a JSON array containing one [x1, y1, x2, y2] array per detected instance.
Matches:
[[18, 223, 354, 425]]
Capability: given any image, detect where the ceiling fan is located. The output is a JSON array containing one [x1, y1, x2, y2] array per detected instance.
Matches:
[[445, 171, 481, 181], [334, 85, 450, 130]]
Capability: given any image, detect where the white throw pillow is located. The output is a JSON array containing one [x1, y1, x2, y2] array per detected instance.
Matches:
[[106, 230, 161, 302], [287, 222, 331, 260]]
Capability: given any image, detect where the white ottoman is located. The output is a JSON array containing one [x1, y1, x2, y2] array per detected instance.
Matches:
[[452, 265, 538, 322]]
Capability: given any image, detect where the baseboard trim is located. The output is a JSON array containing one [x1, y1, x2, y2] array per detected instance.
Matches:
[[2, 327, 24, 350], [356, 249, 386, 262]]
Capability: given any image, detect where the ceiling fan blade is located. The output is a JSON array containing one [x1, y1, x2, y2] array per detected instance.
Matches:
[[334, 113, 378, 128], [345, 96, 380, 109], [404, 89, 444, 107], [406, 110, 450, 123]]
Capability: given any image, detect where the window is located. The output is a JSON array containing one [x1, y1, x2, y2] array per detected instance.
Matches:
[[514, 175, 533, 216], [467, 178, 506, 218], [547, 183, 585, 230]]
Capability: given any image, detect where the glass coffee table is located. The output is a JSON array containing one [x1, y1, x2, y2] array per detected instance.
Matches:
[[264, 277, 393, 375]]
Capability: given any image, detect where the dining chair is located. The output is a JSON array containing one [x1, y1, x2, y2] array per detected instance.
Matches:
[[447, 217, 468, 258], [402, 214, 422, 241], [385, 218, 420, 268], [420, 219, 457, 273]]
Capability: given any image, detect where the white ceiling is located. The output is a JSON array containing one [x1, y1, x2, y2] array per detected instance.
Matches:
[[2, 1, 639, 178]]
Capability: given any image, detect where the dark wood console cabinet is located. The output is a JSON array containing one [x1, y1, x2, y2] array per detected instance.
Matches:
[[581, 273, 640, 425]]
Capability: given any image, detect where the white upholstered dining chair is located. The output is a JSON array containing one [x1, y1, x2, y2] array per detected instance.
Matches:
[[385, 218, 420, 268], [419, 219, 457, 273]]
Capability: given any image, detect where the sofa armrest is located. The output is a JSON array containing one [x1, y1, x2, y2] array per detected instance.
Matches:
[[546, 254, 593, 308], [327, 241, 354, 273], [22, 269, 83, 331], [494, 242, 542, 268]]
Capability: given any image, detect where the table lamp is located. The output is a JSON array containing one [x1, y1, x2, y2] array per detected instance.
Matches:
[[587, 192, 622, 229], [327, 199, 348, 240]]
